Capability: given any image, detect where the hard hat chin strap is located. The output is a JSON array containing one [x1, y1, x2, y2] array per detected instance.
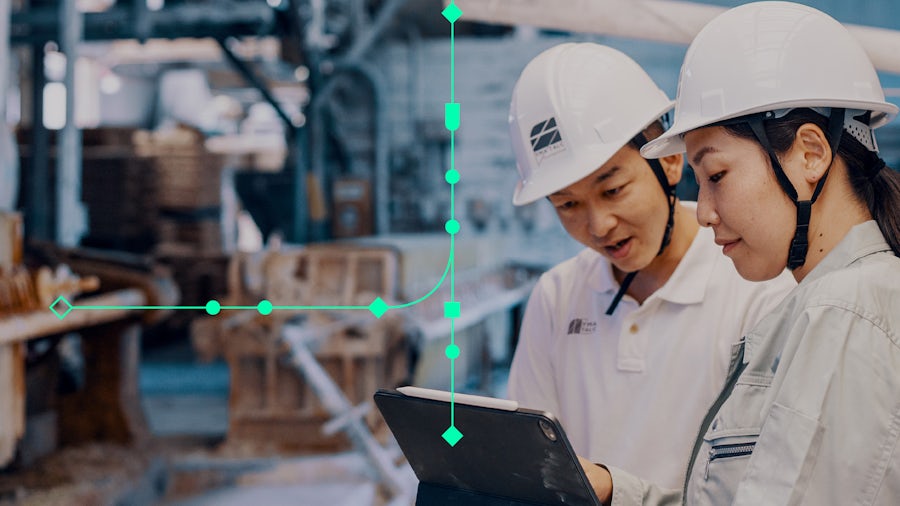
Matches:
[[745, 108, 845, 270], [605, 131, 677, 315]]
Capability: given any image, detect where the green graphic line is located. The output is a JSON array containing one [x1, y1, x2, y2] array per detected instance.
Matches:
[[449, 235, 456, 302], [73, 305, 205, 310], [72, 305, 368, 311], [444, 1, 460, 441], [271, 305, 369, 311], [450, 318, 456, 426], [450, 15, 455, 102], [389, 256, 452, 309], [58, 0, 468, 448]]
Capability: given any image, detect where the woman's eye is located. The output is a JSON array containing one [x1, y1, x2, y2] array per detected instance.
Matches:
[[708, 172, 725, 183]]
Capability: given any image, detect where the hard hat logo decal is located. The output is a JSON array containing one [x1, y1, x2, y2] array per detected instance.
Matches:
[[530, 117, 566, 164]]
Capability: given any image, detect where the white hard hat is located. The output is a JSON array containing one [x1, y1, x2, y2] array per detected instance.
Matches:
[[641, 1, 900, 159], [509, 43, 673, 205]]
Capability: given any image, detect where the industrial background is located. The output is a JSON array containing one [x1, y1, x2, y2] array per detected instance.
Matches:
[[0, 0, 898, 504]]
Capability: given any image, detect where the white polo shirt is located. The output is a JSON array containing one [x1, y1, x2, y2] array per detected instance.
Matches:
[[508, 224, 795, 489]]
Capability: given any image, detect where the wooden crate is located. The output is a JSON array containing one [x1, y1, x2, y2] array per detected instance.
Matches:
[[223, 314, 408, 452], [191, 244, 409, 453]]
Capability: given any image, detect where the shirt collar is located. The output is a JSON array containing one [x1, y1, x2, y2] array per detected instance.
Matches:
[[653, 225, 715, 305], [586, 215, 715, 306], [800, 220, 891, 286]]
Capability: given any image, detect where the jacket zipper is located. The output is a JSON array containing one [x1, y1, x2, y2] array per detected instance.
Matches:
[[704, 442, 756, 479], [682, 340, 748, 500]]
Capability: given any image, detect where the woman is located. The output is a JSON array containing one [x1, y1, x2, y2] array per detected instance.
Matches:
[[581, 2, 900, 504]]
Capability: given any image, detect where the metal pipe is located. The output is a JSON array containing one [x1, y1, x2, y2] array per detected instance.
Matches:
[[11, 2, 275, 43], [343, 0, 408, 63], [282, 324, 411, 498], [449, 0, 900, 75], [57, 0, 84, 247], [27, 44, 50, 240], [217, 38, 296, 130], [0, 288, 146, 345], [0, 0, 9, 120]]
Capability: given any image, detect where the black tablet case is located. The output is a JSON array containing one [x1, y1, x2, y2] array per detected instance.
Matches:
[[374, 389, 601, 506]]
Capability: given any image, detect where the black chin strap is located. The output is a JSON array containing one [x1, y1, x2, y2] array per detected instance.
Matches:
[[605, 132, 677, 315], [746, 108, 844, 270]]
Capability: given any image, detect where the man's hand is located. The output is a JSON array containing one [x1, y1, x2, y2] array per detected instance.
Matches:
[[578, 455, 613, 505]]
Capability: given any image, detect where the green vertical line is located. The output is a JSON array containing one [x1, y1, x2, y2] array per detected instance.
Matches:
[[450, 21, 455, 103], [450, 235, 455, 302], [450, 5, 456, 432], [450, 132, 455, 173], [450, 318, 456, 426]]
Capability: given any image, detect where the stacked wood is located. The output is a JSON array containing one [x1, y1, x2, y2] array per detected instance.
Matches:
[[133, 127, 227, 255], [81, 140, 158, 253]]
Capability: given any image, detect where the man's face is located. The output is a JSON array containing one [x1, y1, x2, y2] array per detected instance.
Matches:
[[547, 144, 674, 272]]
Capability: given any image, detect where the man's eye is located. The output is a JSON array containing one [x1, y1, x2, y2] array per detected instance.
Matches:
[[708, 172, 725, 183], [554, 201, 576, 211], [605, 185, 624, 197]]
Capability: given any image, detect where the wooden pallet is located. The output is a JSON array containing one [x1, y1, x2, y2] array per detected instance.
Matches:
[[191, 245, 409, 453]]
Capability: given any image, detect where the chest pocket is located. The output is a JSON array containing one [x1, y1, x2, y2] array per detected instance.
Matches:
[[695, 427, 760, 506], [689, 379, 769, 506]]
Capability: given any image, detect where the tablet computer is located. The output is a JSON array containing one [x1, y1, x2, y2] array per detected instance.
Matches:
[[374, 387, 601, 506]]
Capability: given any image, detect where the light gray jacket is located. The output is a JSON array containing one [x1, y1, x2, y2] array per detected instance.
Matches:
[[610, 221, 900, 505]]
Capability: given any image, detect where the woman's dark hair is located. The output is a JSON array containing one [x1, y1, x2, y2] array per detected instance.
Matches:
[[723, 108, 900, 257]]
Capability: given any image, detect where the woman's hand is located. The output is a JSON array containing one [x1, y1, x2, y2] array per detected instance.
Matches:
[[578, 455, 613, 505]]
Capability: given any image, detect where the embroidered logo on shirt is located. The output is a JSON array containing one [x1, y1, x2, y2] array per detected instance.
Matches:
[[567, 318, 597, 335]]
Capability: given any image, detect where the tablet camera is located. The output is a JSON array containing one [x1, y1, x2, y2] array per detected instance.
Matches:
[[539, 419, 558, 442]]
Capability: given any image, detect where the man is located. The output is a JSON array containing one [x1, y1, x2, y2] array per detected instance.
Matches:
[[506, 43, 794, 489]]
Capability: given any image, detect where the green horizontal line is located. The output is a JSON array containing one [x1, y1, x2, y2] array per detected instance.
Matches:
[[73, 306, 205, 310], [70, 305, 373, 311], [271, 306, 369, 311]]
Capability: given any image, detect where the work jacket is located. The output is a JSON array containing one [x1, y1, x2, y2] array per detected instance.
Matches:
[[609, 220, 900, 505]]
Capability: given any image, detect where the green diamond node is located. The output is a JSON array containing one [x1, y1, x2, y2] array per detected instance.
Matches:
[[442, 3, 462, 23], [49, 295, 74, 320], [442, 425, 463, 447], [368, 297, 389, 318]]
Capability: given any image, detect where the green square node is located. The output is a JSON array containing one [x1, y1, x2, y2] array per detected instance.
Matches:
[[442, 425, 463, 447], [444, 301, 460, 319], [369, 297, 389, 319], [442, 3, 462, 23], [50, 295, 73, 320]]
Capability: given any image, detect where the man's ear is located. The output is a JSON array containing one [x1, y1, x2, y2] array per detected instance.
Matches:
[[658, 152, 684, 187]]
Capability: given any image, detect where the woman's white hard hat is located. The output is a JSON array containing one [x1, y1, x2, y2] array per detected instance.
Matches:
[[641, 1, 899, 159]]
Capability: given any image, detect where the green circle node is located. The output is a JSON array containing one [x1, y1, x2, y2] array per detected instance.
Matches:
[[257, 299, 273, 315], [445, 219, 460, 235], [445, 169, 460, 184], [205, 300, 221, 315], [445, 344, 460, 360]]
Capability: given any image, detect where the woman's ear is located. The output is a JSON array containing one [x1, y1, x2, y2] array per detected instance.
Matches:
[[659, 152, 684, 187], [792, 123, 831, 185]]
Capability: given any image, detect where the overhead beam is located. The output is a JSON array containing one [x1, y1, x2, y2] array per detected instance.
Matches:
[[449, 0, 900, 74]]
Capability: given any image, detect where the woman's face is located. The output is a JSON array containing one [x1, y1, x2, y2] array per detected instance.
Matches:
[[684, 126, 796, 281]]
